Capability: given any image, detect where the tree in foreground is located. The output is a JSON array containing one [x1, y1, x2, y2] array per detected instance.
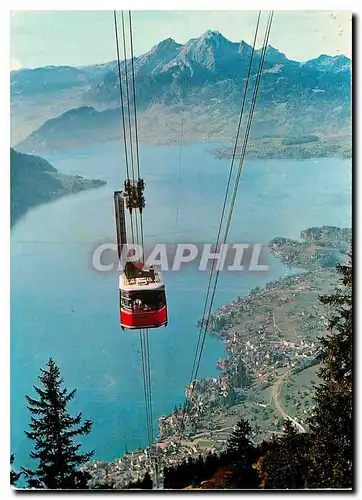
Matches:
[[260, 421, 311, 488], [158, 251, 353, 489], [225, 418, 259, 488], [10, 454, 22, 486], [262, 250, 352, 489], [127, 471, 153, 489], [226, 419, 253, 457], [307, 250, 352, 487], [22, 358, 94, 489]]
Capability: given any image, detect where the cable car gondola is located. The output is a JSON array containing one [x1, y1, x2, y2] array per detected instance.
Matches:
[[119, 264, 167, 330]]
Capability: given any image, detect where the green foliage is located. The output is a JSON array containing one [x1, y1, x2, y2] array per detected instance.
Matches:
[[128, 471, 153, 489], [262, 249, 352, 489], [226, 419, 253, 456], [224, 386, 236, 407], [225, 419, 259, 488], [22, 358, 94, 489], [292, 357, 319, 375], [231, 359, 252, 389], [282, 135, 319, 145], [261, 421, 311, 488], [301, 226, 352, 250], [159, 251, 352, 489], [10, 454, 22, 486], [306, 250, 352, 487], [10, 148, 105, 226], [163, 452, 230, 489], [269, 226, 351, 271]]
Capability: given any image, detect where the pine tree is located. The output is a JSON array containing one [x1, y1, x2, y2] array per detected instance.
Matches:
[[128, 471, 153, 489], [307, 251, 353, 487], [261, 250, 353, 489], [22, 358, 94, 489], [140, 471, 153, 489], [261, 421, 311, 489], [225, 418, 259, 488], [10, 454, 22, 486], [226, 419, 253, 457]]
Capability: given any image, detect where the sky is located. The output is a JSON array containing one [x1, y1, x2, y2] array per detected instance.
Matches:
[[10, 10, 352, 70]]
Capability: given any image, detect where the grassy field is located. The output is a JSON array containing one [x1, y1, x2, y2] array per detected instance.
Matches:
[[282, 364, 320, 420], [182, 269, 338, 447]]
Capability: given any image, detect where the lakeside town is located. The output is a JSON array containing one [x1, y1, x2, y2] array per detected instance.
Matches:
[[85, 226, 350, 487], [210, 135, 351, 160]]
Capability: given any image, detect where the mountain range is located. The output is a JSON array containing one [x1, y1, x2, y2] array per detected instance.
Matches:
[[11, 30, 351, 153]]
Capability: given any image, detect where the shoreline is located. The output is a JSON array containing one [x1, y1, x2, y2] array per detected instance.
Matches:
[[15, 135, 352, 161], [210, 138, 351, 161], [11, 174, 106, 227], [85, 267, 338, 487], [85, 226, 351, 486]]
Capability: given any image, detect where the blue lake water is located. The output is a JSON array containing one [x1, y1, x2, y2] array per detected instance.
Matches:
[[11, 141, 351, 470]]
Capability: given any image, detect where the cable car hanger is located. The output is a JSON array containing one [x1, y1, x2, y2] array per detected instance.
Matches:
[[113, 10, 168, 333], [114, 181, 168, 331]]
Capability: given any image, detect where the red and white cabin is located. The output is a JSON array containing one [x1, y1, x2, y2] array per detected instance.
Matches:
[[119, 267, 167, 330]]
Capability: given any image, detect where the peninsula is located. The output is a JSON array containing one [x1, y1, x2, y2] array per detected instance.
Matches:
[[10, 148, 106, 226], [210, 135, 351, 161]]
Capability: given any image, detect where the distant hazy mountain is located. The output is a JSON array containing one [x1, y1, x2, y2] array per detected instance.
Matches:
[[85, 31, 350, 107], [85, 30, 296, 106], [11, 30, 351, 152], [11, 65, 89, 97], [10, 148, 106, 225], [302, 54, 351, 73]]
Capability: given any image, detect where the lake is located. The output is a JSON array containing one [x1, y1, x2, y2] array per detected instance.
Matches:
[[11, 141, 351, 470]]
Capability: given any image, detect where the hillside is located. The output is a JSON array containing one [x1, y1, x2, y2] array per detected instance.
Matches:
[[268, 226, 351, 270], [85, 267, 339, 487], [10, 148, 106, 226], [11, 31, 351, 152], [84, 225, 350, 487], [211, 134, 352, 160]]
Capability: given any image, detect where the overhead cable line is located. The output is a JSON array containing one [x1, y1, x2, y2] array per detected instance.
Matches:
[[189, 10, 274, 401], [179, 11, 273, 439], [113, 10, 131, 182], [178, 9, 262, 437], [120, 11, 136, 185], [128, 10, 145, 258], [139, 330, 152, 444], [114, 10, 155, 456], [114, 10, 135, 246], [183, 9, 262, 401], [120, 10, 139, 249], [118, 10, 155, 456], [144, 329, 154, 442], [175, 60, 188, 240], [127, 12, 157, 482], [128, 11, 141, 182]]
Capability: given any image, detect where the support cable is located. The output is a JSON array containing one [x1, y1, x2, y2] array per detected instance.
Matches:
[[139, 331, 152, 444], [179, 11, 273, 439], [184, 10, 261, 397], [113, 11, 131, 182], [114, 10, 135, 245]]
